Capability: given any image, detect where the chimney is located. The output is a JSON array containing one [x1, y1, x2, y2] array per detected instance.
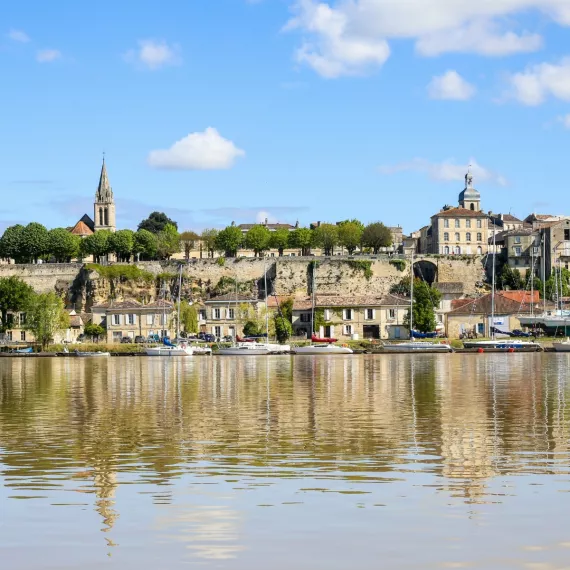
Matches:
[[265, 217, 268, 225]]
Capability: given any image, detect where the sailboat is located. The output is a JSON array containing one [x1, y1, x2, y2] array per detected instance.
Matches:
[[462, 230, 540, 351], [383, 250, 452, 353], [291, 262, 353, 355], [145, 266, 193, 356]]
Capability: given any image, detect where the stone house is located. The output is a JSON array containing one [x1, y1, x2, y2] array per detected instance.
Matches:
[[543, 218, 570, 278], [92, 299, 175, 343], [203, 294, 262, 339], [292, 294, 410, 340], [445, 291, 537, 338], [494, 228, 540, 276]]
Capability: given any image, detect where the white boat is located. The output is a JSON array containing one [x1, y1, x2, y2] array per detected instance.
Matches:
[[553, 338, 570, 352], [383, 341, 452, 353], [72, 351, 111, 357], [291, 344, 353, 355], [218, 342, 270, 355], [145, 343, 193, 356], [190, 344, 212, 355], [462, 339, 541, 351]]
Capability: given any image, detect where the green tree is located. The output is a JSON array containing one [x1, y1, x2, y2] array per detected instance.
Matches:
[[109, 229, 135, 262], [289, 227, 313, 256], [403, 279, 441, 333], [274, 315, 293, 343], [201, 229, 219, 259], [270, 228, 290, 256], [179, 300, 198, 334], [245, 225, 271, 257], [21, 222, 49, 263], [25, 292, 70, 350], [243, 320, 261, 336], [362, 222, 392, 253], [337, 221, 363, 254], [279, 297, 294, 322], [312, 223, 339, 256], [0, 224, 25, 263], [81, 230, 112, 263], [215, 225, 243, 257], [0, 276, 34, 331], [543, 268, 570, 301], [499, 265, 524, 290], [133, 229, 158, 260], [48, 228, 81, 262], [157, 224, 181, 259], [84, 322, 105, 342], [180, 231, 200, 260], [137, 212, 178, 234]]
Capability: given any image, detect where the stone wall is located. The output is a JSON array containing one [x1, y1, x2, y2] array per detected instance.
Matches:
[[0, 263, 83, 294]]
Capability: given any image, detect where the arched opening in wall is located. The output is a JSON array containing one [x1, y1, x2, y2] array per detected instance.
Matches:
[[104, 208, 109, 226], [470, 203, 475, 211], [413, 260, 437, 285], [99, 208, 103, 226]]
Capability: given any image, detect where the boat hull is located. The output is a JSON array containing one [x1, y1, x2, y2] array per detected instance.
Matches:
[[383, 343, 452, 353], [218, 346, 270, 355], [553, 342, 570, 352], [291, 345, 353, 355], [145, 347, 193, 356], [462, 340, 541, 351], [72, 352, 111, 357]]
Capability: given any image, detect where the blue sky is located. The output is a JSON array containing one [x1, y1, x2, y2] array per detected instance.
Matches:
[[1, 0, 570, 234]]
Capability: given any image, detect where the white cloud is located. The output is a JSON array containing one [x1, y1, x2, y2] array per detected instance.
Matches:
[[427, 71, 475, 100], [7, 29, 30, 43], [148, 128, 245, 170], [379, 158, 508, 186], [558, 114, 570, 128], [36, 49, 61, 63], [285, 0, 567, 77], [124, 39, 181, 70], [508, 58, 570, 105]]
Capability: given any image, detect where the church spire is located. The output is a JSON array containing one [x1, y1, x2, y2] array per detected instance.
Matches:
[[96, 156, 113, 203]]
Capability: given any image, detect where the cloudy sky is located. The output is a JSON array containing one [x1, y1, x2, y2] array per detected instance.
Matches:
[[1, 0, 569, 233]]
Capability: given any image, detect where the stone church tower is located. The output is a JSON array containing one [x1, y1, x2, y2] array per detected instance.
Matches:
[[94, 158, 116, 232]]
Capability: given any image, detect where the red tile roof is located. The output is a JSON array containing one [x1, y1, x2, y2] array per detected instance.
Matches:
[[449, 292, 535, 315], [69, 220, 94, 236]]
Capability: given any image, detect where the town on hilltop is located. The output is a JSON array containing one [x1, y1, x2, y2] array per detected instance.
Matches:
[[0, 160, 568, 349]]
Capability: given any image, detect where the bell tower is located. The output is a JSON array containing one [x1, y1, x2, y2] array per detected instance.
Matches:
[[94, 157, 116, 232]]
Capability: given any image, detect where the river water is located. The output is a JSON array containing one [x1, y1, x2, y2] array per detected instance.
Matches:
[[1, 354, 570, 569]]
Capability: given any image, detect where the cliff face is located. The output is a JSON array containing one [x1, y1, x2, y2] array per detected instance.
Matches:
[[0, 255, 486, 310]]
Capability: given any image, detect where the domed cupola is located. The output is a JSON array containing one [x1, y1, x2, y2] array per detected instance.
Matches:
[[458, 169, 481, 211]]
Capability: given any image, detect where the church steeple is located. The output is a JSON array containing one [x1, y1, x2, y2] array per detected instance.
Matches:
[[458, 167, 481, 211], [94, 157, 116, 232]]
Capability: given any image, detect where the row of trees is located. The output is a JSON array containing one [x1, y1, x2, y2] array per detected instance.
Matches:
[[0, 277, 69, 349], [198, 220, 393, 258]]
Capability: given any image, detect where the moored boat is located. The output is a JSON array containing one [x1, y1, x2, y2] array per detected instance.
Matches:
[[291, 343, 353, 355], [218, 342, 270, 355], [553, 338, 570, 352], [383, 341, 452, 353]]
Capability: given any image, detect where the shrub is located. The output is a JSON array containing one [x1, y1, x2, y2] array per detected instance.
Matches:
[[389, 259, 406, 272]]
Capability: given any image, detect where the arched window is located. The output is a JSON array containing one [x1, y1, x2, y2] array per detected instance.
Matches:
[[99, 208, 103, 226], [455, 232, 460, 241], [477, 246, 483, 255], [104, 208, 109, 226], [477, 232, 482, 241], [455, 246, 461, 255], [444, 232, 449, 241], [470, 203, 475, 211], [466, 232, 471, 242], [444, 246, 450, 255]]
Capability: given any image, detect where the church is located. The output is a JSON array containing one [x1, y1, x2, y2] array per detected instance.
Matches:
[[68, 159, 116, 237]]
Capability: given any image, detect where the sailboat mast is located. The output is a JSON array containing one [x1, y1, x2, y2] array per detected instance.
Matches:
[[176, 264, 182, 339], [409, 250, 414, 338], [531, 242, 534, 317], [491, 227, 496, 339], [311, 263, 316, 335], [264, 256, 269, 340], [542, 232, 546, 315]]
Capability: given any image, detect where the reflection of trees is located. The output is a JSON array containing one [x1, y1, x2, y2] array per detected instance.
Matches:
[[1, 353, 570, 517]]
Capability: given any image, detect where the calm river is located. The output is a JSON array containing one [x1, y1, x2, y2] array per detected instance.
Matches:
[[2, 354, 570, 569]]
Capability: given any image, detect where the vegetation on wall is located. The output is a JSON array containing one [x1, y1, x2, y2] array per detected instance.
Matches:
[[85, 263, 154, 283], [346, 260, 373, 280], [389, 259, 406, 272]]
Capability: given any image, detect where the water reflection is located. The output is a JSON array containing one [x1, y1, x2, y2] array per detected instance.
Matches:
[[2, 354, 570, 568]]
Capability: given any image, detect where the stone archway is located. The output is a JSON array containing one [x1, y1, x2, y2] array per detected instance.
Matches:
[[413, 260, 437, 285]]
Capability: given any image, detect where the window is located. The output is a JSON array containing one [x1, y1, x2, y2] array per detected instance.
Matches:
[[344, 324, 353, 336], [444, 219, 450, 228], [455, 246, 461, 255], [146, 314, 154, 325], [127, 314, 136, 325], [213, 326, 222, 338], [466, 232, 471, 242], [515, 258, 520, 265], [20, 331, 26, 341], [19, 313, 26, 326], [514, 236, 521, 244], [477, 219, 482, 228], [565, 229, 570, 241], [455, 219, 460, 228], [344, 309, 353, 321], [324, 309, 332, 320], [112, 331, 122, 342], [7, 331, 12, 341], [477, 233, 482, 241], [477, 246, 483, 255], [300, 313, 311, 323], [365, 309, 374, 320], [213, 308, 221, 320], [388, 309, 396, 320], [455, 233, 460, 242], [112, 314, 121, 326], [515, 246, 522, 257], [228, 308, 235, 320], [199, 310, 207, 321], [443, 232, 449, 241], [444, 246, 450, 255], [160, 314, 166, 326], [466, 220, 471, 228]]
